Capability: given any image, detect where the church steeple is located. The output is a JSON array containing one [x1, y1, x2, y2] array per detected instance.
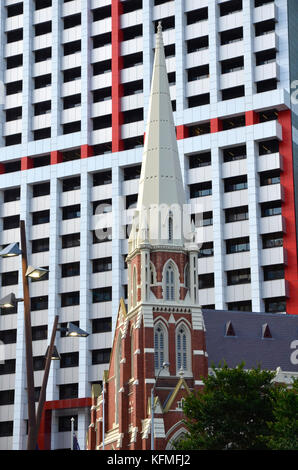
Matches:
[[129, 23, 191, 251]]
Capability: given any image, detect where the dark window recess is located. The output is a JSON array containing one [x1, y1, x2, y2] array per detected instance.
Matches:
[[6, 80, 23, 95], [32, 238, 49, 253], [228, 301, 252, 312], [123, 165, 141, 181], [63, 67, 81, 83], [0, 422, 13, 438], [63, 13, 81, 29], [153, 16, 175, 32], [189, 152, 211, 169], [201, 304, 215, 310], [4, 187, 20, 202], [62, 233, 80, 248], [93, 59, 112, 76], [93, 87, 112, 103], [3, 215, 20, 230], [93, 32, 111, 49], [164, 44, 175, 58], [32, 325, 48, 341], [92, 227, 112, 244], [62, 149, 81, 162], [4, 161, 21, 173], [222, 85, 245, 101], [227, 269, 251, 285], [198, 273, 214, 289], [198, 242, 214, 258], [34, 101, 51, 116], [7, 2, 23, 17], [261, 201, 282, 217], [92, 5, 111, 21], [31, 296, 48, 311], [256, 49, 276, 66], [62, 204, 80, 220], [225, 205, 249, 223], [33, 182, 50, 197], [58, 415, 78, 432], [223, 145, 246, 162], [34, 387, 41, 402], [34, 47, 52, 63], [256, 79, 277, 94], [0, 359, 15, 375], [122, 80, 143, 97], [92, 257, 112, 273], [187, 65, 209, 82], [122, 52, 143, 69], [92, 287, 112, 303], [186, 7, 208, 25], [0, 390, 15, 405], [187, 122, 210, 136], [263, 264, 284, 281], [92, 317, 112, 334], [6, 54, 23, 69], [35, 21, 52, 36], [226, 237, 250, 254], [63, 94, 81, 110], [0, 329, 17, 345], [265, 297, 286, 313], [93, 170, 112, 186], [220, 27, 243, 45], [0, 304, 17, 316], [59, 383, 78, 400], [188, 94, 210, 108], [123, 136, 144, 150], [33, 356, 46, 371], [93, 115, 112, 130], [61, 262, 80, 278], [262, 232, 283, 249], [222, 115, 245, 130], [92, 348, 111, 365], [5, 134, 22, 147], [34, 74, 52, 89], [255, 19, 275, 37], [61, 291, 80, 307], [63, 121, 81, 135], [122, 108, 143, 124], [168, 72, 176, 85], [34, 128, 51, 141], [35, 0, 52, 10], [259, 109, 278, 123], [255, 0, 273, 6], [60, 321, 79, 338], [259, 139, 279, 155], [32, 210, 50, 225], [122, 0, 142, 14], [190, 181, 212, 198], [63, 40, 81, 56], [62, 176, 81, 192], [192, 211, 213, 227], [260, 170, 280, 186], [126, 194, 137, 210], [6, 107, 22, 122], [122, 24, 142, 42], [33, 154, 51, 168], [7, 28, 23, 43], [187, 36, 209, 54], [224, 175, 247, 192], [219, 0, 242, 16], [60, 352, 79, 368]]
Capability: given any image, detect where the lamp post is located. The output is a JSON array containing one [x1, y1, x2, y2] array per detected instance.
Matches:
[[151, 362, 169, 451]]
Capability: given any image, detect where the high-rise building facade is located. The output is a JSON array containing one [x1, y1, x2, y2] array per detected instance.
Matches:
[[0, 0, 297, 450]]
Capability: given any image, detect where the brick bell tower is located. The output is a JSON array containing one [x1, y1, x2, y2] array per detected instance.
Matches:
[[87, 23, 208, 451]]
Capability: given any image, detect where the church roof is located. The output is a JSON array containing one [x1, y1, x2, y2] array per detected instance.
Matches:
[[203, 309, 298, 373]]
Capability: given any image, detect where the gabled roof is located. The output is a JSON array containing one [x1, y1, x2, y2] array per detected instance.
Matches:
[[203, 309, 298, 372]]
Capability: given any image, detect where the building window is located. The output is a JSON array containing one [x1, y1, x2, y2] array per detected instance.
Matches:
[[31, 296, 48, 311], [32, 182, 50, 197], [1, 271, 18, 286], [261, 202, 282, 217], [0, 359, 16, 375], [59, 383, 78, 400], [93, 170, 112, 186], [154, 323, 167, 370], [198, 242, 214, 258], [176, 324, 190, 373], [58, 415, 78, 432], [164, 263, 176, 301], [33, 356, 46, 371], [226, 237, 250, 254], [62, 233, 80, 248], [32, 325, 47, 341], [189, 152, 211, 169], [190, 182, 212, 198], [4, 187, 20, 202], [0, 390, 15, 406], [198, 273, 214, 289], [225, 206, 249, 223], [32, 210, 50, 225], [262, 233, 283, 249], [168, 215, 173, 241], [62, 177, 81, 192], [61, 262, 80, 278], [224, 175, 247, 192], [32, 238, 49, 253], [0, 329, 17, 345], [92, 287, 112, 303], [263, 265, 284, 281], [92, 348, 111, 365], [227, 301, 252, 312], [92, 317, 112, 334], [62, 204, 80, 220], [60, 352, 79, 368], [260, 170, 280, 186], [61, 292, 80, 307], [0, 421, 13, 438], [227, 269, 251, 285], [3, 215, 20, 230], [223, 145, 246, 162], [92, 257, 112, 273], [264, 297, 286, 313]]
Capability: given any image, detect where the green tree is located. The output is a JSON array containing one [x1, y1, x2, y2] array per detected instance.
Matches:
[[266, 378, 298, 450], [176, 363, 276, 450]]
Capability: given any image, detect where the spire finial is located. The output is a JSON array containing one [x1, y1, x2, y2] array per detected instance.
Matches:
[[157, 21, 162, 34]]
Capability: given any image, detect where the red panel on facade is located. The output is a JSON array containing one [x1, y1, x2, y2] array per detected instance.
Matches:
[[81, 144, 94, 159], [111, 0, 124, 153], [245, 110, 259, 126], [278, 110, 298, 314], [176, 125, 189, 140], [0, 163, 5, 174], [21, 156, 33, 170], [210, 118, 222, 133], [50, 150, 63, 165]]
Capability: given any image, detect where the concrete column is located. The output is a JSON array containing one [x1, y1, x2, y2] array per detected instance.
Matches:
[[22, 1, 33, 143], [51, 0, 62, 139]]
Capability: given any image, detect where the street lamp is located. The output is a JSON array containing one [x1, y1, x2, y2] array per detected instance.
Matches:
[[0, 242, 22, 257], [25, 266, 49, 280], [151, 361, 170, 450], [0, 293, 23, 308]]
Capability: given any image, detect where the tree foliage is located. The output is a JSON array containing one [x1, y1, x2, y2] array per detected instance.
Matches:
[[175, 363, 297, 450]]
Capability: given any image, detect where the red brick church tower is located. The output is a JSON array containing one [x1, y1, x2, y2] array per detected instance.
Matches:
[[87, 23, 208, 451]]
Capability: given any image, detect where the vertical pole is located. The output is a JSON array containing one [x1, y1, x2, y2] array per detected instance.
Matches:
[[102, 381, 105, 450], [35, 315, 59, 443], [71, 417, 75, 450], [20, 220, 37, 450], [151, 387, 154, 451]]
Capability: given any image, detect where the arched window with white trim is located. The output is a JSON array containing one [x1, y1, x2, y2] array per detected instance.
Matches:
[[165, 264, 175, 301], [168, 214, 173, 241], [176, 323, 191, 374], [115, 336, 122, 424], [132, 266, 137, 307], [154, 322, 168, 371]]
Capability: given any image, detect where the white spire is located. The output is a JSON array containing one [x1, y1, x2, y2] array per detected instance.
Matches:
[[129, 23, 188, 250]]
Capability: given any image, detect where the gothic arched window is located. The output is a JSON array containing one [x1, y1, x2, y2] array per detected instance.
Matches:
[[132, 267, 137, 307], [165, 264, 175, 301], [168, 215, 173, 241], [176, 324, 191, 373], [154, 323, 168, 371], [115, 336, 122, 424]]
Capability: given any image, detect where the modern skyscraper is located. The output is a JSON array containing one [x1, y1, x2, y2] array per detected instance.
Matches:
[[0, 0, 297, 450]]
